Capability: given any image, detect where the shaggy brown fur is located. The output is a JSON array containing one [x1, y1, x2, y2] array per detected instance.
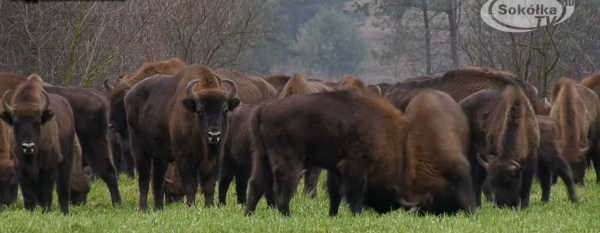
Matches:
[[0, 73, 122, 205], [387, 67, 539, 113], [246, 88, 474, 216], [125, 65, 240, 211], [0, 116, 17, 206], [263, 74, 291, 97], [549, 78, 600, 185], [164, 163, 184, 204], [122, 58, 185, 87], [460, 85, 539, 209], [580, 72, 600, 94], [538, 98, 551, 116], [70, 135, 92, 205], [1, 75, 75, 215], [403, 75, 438, 83], [279, 74, 332, 98], [535, 115, 578, 203]]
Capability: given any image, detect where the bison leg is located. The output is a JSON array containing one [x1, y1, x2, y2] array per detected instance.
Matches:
[[200, 169, 219, 208], [343, 171, 366, 216], [176, 156, 198, 207], [38, 169, 57, 213], [111, 137, 123, 175], [482, 179, 494, 202], [218, 160, 235, 206], [455, 172, 476, 215], [546, 155, 578, 202], [588, 144, 600, 185], [272, 165, 301, 217], [234, 168, 250, 206], [152, 159, 168, 211], [469, 150, 486, 207], [18, 172, 38, 212], [121, 140, 135, 179], [56, 158, 71, 215], [246, 151, 273, 215], [327, 171, 343, 217], [80, 136, 122, 205], [132, 139, 152, 212], [303, 167, 321, 199], [519, 158, 537, 209], [537, 163, 552, 203]]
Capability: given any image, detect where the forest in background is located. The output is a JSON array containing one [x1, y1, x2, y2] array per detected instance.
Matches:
[[0, 0, 599, 97]]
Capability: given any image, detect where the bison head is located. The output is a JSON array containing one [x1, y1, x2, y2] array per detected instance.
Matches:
[[104, 80, 130, 140], [70, 167, 92, 206], [477, 154, 523, 208], [565, 140, 591, 185], [0, 160, 17, 207], [1, 91, 53, 157], [182, 79, 240, 146]]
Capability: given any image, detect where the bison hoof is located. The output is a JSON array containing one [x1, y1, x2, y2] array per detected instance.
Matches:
[[245, 210, 256, 217]]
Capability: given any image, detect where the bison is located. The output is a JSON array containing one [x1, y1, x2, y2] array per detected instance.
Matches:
[[0, 72, 122, 205], [70, 135, 93, 205], [549, 78, 600, 185], [1, 75, 75, 215], [164, 163, 185, 204], [104, 58, 186, 178], [246, 87, 475, 216], [460, 85, 539, 209], [0, 118, 17, 207], [125, 65, 240, 211], [387, 67, 539, 113]]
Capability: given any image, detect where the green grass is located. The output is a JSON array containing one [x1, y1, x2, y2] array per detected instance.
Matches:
[[1, 171, 599, 233]]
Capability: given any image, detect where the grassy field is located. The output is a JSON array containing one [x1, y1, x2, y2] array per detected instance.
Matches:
[[0, 171, 599, 233]]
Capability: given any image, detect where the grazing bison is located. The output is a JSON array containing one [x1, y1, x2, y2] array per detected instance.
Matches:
[[246, 88, 475, 216], [0, 120, 17, 207], [1, 75, 75, 215], [549, 78, 600, 185], [0, 72, 122, 205], [125, 65, 240, 211], [460, 85, 539, 208], [70, 136, 93, 205], [387, 67, 539, 113], [164, 163, 185, 204], [535, 115, 578, 203]]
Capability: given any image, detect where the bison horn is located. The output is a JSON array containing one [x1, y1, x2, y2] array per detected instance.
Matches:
[[165, 178, 174, 184], [1, 91, 13, 114], [104, 79, 114, 93], [40, 91, 50, 112], [407, 206, 419, 213], [220, 79, 237, 100], [581, 140, 592, 154], [542, 98, 550, 106], [510, 160, 521, 170], [372, 85, 382, 96], [186, 80, 202, 100], [476, 153, 489, 170], [400, 198, 419, 207]]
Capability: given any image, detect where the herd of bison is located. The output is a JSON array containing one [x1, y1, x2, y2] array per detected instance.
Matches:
[[0, 58, 600, 217]]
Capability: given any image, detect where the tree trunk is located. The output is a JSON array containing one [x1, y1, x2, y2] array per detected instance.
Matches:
[[447, 0, 459, 69], [421, 0, 432, 75]]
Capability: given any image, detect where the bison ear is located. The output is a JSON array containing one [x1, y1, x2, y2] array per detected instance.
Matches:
[[0, 111, 12, 126], [181, 98, 197, 113], [41, 109, 54, 125], [228, 98, 240, 111]]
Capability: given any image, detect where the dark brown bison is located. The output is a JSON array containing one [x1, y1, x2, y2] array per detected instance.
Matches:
[[104, 58, 186, 178], [0, 72, 122, 205], [164, 163, 184, 204], [125, 65, 240, 211], [1, 75, 75, 215], [535, 115, 578, 203], [387, 67, 539, 113], [70, 136, 93, 205], [460, 85, 539, 208], [0, 119, 17, 207], [549, 78, 600, 185], [246, 88, 474, 216]]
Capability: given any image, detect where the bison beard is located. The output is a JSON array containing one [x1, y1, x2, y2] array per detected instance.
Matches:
[[246, 88, 475, 216], [1, 75, 76, 215]]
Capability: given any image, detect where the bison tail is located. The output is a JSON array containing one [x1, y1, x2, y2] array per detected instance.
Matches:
[[249, 103, 274, 189], [499, 85, 527, 157]]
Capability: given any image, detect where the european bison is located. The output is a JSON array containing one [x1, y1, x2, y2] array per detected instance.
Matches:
[[125, 65, 240, 211], [70, 136, 93, 205], [0, 72, 122, 205], [0, 118, 17, 207], [549, 78, 600, 185], [1, 75, 75, 215], [460, 85, 539, 208], [536, 115, 578, 203], [263, 74, 291, 97], [246, 87, 474, 216], [164, 163, 184, 204], [387, 67, 539, 113], [104, 58, 186, 178], [336, 76, 381, 95]]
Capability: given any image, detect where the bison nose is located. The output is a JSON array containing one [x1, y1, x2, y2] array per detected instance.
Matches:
[[22, 142, 35, 155], [207, 130, 222, 144]]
